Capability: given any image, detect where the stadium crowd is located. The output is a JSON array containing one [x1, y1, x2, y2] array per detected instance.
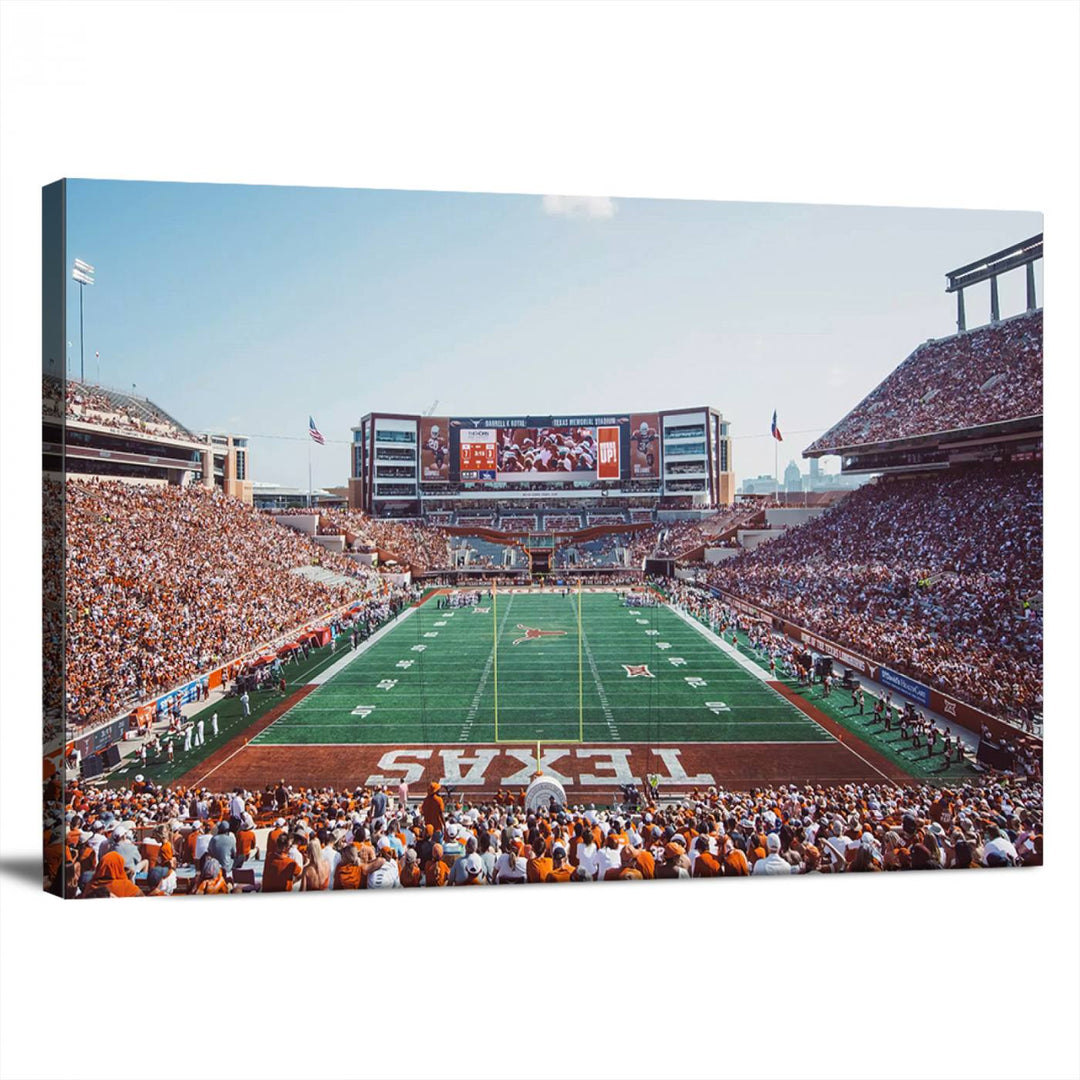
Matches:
[[46, 770, 1042, 897], [65, 481, 383, 729], [652, 508, 758, 557], [314, 509, 450, 572], [554, 534, 626, 569], [665, 578, 1041, 775], [704, 461, 1042, 723], [806, 310, 1042, 452], [44, 375, 191, 441]]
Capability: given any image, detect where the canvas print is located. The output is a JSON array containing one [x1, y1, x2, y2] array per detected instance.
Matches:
[[42, 182, 1043, 897]]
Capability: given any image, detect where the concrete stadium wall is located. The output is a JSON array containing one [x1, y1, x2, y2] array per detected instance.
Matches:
[[704, 547, 740, 563], [764, 506, 827, 529], [274, 513, 318, 536], [736, 528, 780, 550]]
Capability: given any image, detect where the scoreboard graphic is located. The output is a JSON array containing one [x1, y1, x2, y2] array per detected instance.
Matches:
[[458, 428, 497, 480]]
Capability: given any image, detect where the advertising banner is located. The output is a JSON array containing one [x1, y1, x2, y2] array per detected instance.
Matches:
[[155, 675, 206, 715], [597, 425, 621, 479], [879, 667, 931, 706], [629, 412, 661, 477], [419, 416, 450, 482]]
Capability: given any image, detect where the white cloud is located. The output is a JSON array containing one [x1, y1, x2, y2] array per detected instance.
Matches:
[[541, 194, 617, 220]]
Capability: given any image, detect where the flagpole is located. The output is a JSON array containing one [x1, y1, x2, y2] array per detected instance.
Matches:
[[308, 436, 312, 509]]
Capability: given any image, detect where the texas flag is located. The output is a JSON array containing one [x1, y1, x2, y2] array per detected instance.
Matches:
[[771, 410, 783, 442]]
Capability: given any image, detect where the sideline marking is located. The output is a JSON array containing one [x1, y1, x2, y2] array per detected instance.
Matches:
[[669, 603, 896, 784], [309, 605, 417, 685]]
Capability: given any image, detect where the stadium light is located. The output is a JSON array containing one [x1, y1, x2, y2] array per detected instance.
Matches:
[[72, 259, 95, 382]]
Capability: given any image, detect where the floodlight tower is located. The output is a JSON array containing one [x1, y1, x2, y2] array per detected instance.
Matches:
[[71, 259, 95, 382]]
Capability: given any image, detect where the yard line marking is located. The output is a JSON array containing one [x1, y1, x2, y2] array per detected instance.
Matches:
[[666, 603, 834, 734], [460, 594, 515, 740], [308, 606, 417, 685], [250, 607, 418, 749], [668, 602, 900, 783], [581, 627, 619, 740], [278, 701, 804, 712]]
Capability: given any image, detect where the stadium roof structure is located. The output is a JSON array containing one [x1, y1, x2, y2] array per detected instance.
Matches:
[[946, 233, 1042, 331], [804, 235, 1044, 474], [62, 378, 198, 441], [804, 309, 1042, 465]]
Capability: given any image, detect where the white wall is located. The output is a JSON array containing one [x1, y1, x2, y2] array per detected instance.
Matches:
[[704, 547, 740, 563], [737, 528, 780, 550], [274, 513, 318, 535], [764, 506, 827, 529], [313, 534, 345, 553]]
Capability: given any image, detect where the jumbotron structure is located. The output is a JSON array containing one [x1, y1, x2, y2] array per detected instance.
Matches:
[[349, 407, 735, 517]]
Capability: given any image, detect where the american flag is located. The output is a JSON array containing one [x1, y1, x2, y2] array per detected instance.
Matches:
[[308, 416, 325, 445]]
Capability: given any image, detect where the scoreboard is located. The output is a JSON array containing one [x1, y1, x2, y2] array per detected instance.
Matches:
[[421, 412, 664, 486], [458, 428, 497, 480]]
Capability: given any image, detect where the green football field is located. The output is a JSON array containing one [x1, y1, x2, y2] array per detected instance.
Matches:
[[251, 591, 834, 747]]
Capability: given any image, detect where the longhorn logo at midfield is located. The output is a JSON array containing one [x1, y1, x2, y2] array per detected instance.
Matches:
[[511, 624, 568, 646]]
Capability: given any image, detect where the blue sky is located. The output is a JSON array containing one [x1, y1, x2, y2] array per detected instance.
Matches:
[[65, 180, 1042, 489]]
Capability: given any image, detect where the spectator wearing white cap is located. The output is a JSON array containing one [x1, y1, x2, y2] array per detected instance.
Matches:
[[752, 833, 796, 875], [983, 825, 1019, 866], [367, 839, 402, 888]]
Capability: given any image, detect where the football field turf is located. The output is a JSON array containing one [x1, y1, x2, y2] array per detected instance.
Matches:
[[251, 591, 835, 748]]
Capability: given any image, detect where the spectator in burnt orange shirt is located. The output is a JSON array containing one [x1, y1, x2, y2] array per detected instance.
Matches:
[[526, 838, 553, 883], [399, 849, 422, 887], [87, 851, 142, 897], [334, 844, 362, 889], [544, 845, 574, 882], [262, 834, 302, 892], [425, 844, 449, 887], [722, 837, 750, 876], [421, 782, 445, 835], [692, 836, 721, 877], [605, 846, 644, 881]]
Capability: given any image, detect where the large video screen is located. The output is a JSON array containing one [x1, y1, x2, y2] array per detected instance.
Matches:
[[448, 413, 656, 484], [497, 426, 596, 477]]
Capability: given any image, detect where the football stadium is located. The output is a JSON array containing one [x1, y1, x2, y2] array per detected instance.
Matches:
[[43, 221, 1044, 895]]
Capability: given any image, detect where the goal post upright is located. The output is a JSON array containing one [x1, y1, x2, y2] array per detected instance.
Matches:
[[493, 577, 500, 741], [578, 577, 584, 743]]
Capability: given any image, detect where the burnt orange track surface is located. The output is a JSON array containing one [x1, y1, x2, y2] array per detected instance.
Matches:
[[767, 681, 909, 781], [190, 741, 907, 798], [175, 685, 318, 788]]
